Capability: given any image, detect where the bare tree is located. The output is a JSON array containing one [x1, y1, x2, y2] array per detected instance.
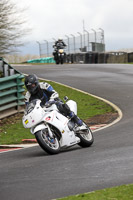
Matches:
[[0, 0, 30, 55]]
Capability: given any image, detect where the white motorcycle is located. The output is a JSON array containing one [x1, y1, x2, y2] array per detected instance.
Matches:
[[22, 97, 94, 155]]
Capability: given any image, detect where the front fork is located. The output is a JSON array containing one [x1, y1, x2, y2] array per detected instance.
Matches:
[[47, 124, 53, 138]]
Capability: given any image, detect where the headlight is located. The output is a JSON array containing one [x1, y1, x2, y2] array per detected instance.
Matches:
[[59, 49, 64, 53]]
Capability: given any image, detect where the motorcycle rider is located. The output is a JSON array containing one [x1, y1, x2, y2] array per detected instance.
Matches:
[[24, 74, 83, 127], [53, 37, 66, 59], [54, 37, 66, 49]]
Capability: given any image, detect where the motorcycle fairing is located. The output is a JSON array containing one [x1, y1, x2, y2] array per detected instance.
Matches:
[[43, 110, 80, 147]]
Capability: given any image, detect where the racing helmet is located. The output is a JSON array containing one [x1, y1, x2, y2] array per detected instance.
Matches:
[[58, 37, 62, 42], [25, 74, 39, 94]]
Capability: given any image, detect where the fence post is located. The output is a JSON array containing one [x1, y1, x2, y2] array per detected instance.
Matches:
[[77, 32, 82, 50]]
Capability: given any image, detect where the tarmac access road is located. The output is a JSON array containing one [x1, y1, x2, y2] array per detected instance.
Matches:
[[0, 63, 133, 200]]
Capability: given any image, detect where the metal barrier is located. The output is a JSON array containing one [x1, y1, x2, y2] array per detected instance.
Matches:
[[66, 52, 129, 64], [0, 58, 25, 119], [37, 29, 105, 57]]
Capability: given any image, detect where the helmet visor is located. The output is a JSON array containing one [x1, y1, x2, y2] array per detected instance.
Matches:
[[27, 83, 38, 94]]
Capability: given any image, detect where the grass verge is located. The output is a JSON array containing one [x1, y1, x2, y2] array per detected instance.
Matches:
[[0, 80, 116, 145], [57, 184, 133, 200]]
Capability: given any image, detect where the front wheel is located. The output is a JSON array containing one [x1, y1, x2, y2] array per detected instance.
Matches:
[[35, 129, 60, 155], [77, 122, 94, 147], [56, 60, 59, 64], [60, 55, 64, 64]]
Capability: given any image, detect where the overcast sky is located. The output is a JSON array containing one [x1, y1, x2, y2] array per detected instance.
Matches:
[[13, 0, 133, 55]]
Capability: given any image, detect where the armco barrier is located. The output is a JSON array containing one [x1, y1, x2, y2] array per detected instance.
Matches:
[[0, 58, 25, 119]]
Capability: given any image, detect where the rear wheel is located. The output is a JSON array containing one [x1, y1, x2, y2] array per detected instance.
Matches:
[[77, 122, 94, 147], [35, 129, 60, 154]]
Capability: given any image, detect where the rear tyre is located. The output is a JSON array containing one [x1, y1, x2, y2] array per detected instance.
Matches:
[[77, 122, 94, 147], [35, 129, 60, 154]]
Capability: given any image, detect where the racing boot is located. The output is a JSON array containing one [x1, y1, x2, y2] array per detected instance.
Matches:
[[60, 103, 83, 126], [69, 112, 83, 126]]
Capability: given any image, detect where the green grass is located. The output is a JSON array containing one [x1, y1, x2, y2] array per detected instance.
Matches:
[[0, 80, 116, 145], [57, 184, 133, 200], [44, 80, 115, 119], [0, 120, 31, 144]]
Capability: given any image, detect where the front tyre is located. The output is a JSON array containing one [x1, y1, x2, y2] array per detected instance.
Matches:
[[35, 129, 60, 155], [56, 60, 59, 64], [60, 55, 64, 64], [77, 122, 94, 147]]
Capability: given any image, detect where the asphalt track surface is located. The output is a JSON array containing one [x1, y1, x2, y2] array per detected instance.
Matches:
[[0, 63, 133, 200]]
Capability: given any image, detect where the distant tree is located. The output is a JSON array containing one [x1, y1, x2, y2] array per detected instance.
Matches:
[[0, 0, 29, 55]]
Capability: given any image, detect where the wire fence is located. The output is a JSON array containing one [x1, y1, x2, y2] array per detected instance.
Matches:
[[37, 29, 105, 57]]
